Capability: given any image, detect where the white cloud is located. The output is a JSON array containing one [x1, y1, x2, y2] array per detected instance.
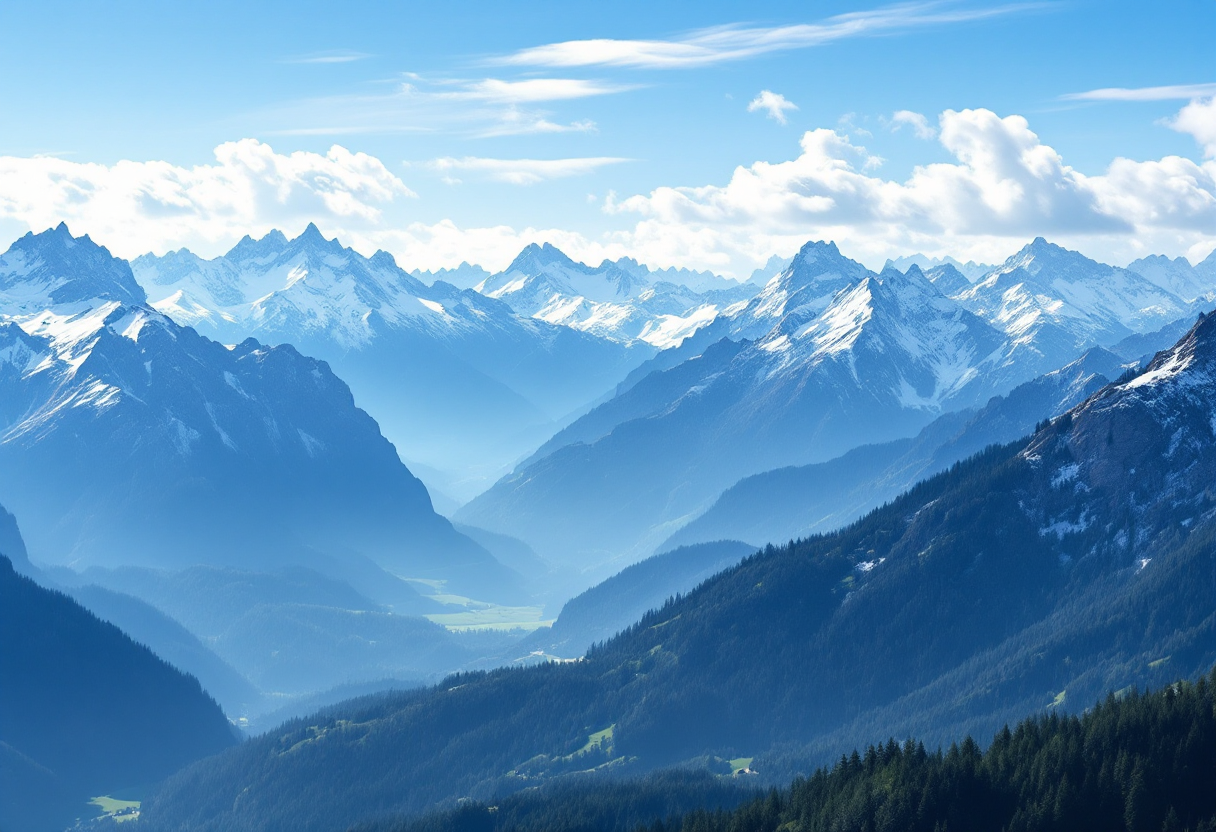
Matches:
[[1063, 83, 1216, 102], [280, 51, 371, 64], [748, 91, 798, 124], [475, 112, 597, 138], [1, 104, 1212, 279], [1169, 97, 1216, 158], [460, 78, 630, 104], [429, 156, 630, 185], [888, 109, 937, 139], [603, 107, 1216, 273], [0, 140, 412, 258], [258, 75, 624, 138], [500, 3, 1042, 69]]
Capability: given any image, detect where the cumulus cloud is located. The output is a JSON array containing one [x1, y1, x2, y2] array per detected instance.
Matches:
[[429, 156, 630, 185], [748, 91, 798, 124], [499, 3, 1040, 69], [604, 107, 1216, 273], [1169, 97, 1216, 158], [0, 140, 412, 257], [888, 109, 937, 139], [1, 105, 1213, 277]]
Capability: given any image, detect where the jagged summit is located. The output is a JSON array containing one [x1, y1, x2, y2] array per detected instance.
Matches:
[[786, 239, 849, 273], [225, 229, 289, 263], [0, 225, 146, 309], [505, 241, 583, 274], [1117, 310, 1216, 390], [923, 263, 971, 296], [998, 236, 1099, 279]]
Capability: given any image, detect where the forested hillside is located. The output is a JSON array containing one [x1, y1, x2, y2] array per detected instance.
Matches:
[[0, 555, 237, 832], [654, 672, 1216, 832], [372, 671, 1216, 832]]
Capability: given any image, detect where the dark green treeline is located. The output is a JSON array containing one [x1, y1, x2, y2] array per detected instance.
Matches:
[[654, 670, 1216, 832], [385, 670, 1216, 832]]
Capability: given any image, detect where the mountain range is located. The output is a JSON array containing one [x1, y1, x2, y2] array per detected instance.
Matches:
[[132, 230, 691, 500], [458, 237, 1204, 574], [475, 243, 756, 348], [0, 225, 514, 600], [137, 307, 1216, 832]]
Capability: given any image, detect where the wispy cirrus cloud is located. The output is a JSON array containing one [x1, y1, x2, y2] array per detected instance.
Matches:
[[498, 2, 1045, 70], [257, 75, 624, 138], [429, 156, 630, 185], [459, 78, 632, 103], [748, 91, 798, 124], [1062, 82, 1216, 102], [280, 51, 372, 65]]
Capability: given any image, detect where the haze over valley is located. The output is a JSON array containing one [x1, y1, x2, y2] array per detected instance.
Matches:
[[1, 1, 1214, 830]]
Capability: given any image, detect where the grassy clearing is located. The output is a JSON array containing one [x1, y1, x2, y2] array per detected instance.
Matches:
[[426, 604, 553, 632], [90, 796, 140, 822], [576, 724, 615, 756], [729, 757, 754, 774]]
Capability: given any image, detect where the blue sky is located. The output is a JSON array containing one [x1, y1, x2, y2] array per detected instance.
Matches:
[[0, 0, 1213, 274]]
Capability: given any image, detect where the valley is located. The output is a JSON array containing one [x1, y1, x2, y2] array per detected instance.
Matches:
[[4, 215, 1216, 830]]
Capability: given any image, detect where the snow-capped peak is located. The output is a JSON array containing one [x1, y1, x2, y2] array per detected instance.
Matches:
[[0, 225, 146, 313], [957, 237, 1190, 361]]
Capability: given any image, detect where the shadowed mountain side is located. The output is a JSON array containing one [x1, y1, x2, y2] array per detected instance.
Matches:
[[67, 584, 261, 716], [516, 541, 757, 660], [0, 554, 237, 832], [0, 227, 523, 603], [663, 347, 1127, 551], [66, 564, 486, 699], [133, 230, 655, 499]]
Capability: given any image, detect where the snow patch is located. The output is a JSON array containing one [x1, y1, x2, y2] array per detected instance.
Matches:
[[1123, 348, 1193, 389], [1051, 463, 1080, 488], [298, 429, 325, 458], [1040, 510, 1092, 539], [418, 298, 446, 315], [204, 403, 237, 450], [224, 371, 252, 400]]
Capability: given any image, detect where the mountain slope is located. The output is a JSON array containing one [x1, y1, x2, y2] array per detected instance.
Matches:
[[457, 247, 1009, 571], [475, 243, 755, 349], [139, 304, 1216, 832], [0, 226, 514, 600], [460, 238, 1196, 577], [663, 346, 1127, 550], [133, 229, 651, 499], [0, 553, 237, 832], [956, 238, 1189, 376], [517, 540, 757, 660], [67, 583, 261, 715]]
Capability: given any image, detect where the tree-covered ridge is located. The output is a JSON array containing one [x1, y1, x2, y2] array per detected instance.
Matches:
[[361, 771, 755, 832], [0, 554, 237, 832], [655, 670, 1216, 832], [364, 670, 1216, 832]]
